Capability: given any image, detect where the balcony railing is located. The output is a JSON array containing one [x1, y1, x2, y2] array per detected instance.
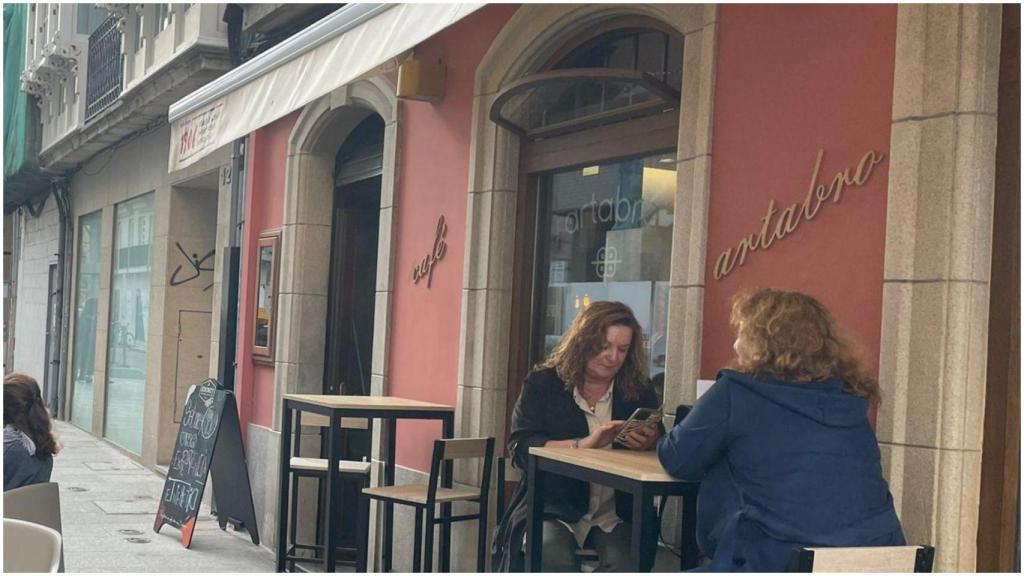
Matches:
[[85, 15, 123, 121]]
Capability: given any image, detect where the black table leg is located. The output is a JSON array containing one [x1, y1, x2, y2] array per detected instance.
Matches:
[[630, 483, 652, 572], [680, 485, 700, 570], [525, 456, 545, 572], [440, 414, 454, 571], [383, 417, 397, 572], [275, 403, 293, 572], [323, 413, 341, 573]]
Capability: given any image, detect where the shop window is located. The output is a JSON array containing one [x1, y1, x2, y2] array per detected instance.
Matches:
[[532, 152, 676, 385], [70, 211, 102, 431], [251, 230, 280, 363], [103, 193, 153, 455]]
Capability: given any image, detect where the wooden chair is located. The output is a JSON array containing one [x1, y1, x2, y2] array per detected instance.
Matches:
[[283, 413, 372, 571], [363, 437, 495, 572], [4, 482, 64, 572], [787, 545, 935, 572]]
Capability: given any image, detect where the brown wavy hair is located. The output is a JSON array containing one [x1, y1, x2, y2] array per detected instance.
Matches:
[[4, 373, 62, 457], [729, 289, 879, 403], [538, 300, 650, 401]]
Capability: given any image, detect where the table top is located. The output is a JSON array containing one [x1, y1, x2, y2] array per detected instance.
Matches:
[[284, 394, 454, 412], [528, 447, 683, 483]]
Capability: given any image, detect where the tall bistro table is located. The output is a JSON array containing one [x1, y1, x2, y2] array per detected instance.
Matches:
[[276, 394, 455, 573], [526, 447, 700, 571]]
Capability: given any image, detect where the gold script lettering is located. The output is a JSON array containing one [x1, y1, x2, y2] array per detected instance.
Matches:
[[712, 149, 886, 281], [412, 215, 448, 288]]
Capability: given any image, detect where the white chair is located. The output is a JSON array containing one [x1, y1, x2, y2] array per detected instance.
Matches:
[[788, 545, 935, 572], [4, 482, 65, 571], [4, 518, 62, 573]]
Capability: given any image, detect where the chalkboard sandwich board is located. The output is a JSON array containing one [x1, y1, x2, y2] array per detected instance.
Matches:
[[155, 378, 260, 548]]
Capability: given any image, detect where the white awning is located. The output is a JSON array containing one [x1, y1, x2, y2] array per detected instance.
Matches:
[[167, 3, 483, 171]]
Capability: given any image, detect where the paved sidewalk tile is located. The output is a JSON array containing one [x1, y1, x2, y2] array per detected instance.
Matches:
[[47, 421, 275, 573]]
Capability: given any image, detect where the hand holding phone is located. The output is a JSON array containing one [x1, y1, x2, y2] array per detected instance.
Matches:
[[614, 407, 662, 447]]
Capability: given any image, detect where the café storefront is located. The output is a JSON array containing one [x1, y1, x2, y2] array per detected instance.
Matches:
[[167, 3, 1017, 571]]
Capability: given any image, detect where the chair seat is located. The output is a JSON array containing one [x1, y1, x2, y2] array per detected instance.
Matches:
[[289, 457, 372, 475], [362, 484, 480, 505]]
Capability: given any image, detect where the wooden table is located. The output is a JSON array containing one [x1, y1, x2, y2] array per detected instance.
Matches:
[[525, 447, 699, 572], [276, 395, 455, 573]]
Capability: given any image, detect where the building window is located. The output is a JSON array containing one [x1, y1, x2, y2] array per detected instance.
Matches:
[[491, 27, 682, 138], [70, 211, 103, 431], [532, 152, 676, 383], [104, 193, 153, 455], [76, 4, 110, 36], [134, 10, 145, 52], [505, 24, 684, 406], [156, 4, 171, 32]]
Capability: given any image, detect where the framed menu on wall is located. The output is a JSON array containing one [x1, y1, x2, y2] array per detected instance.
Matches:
[[252, 229, 280, 363]]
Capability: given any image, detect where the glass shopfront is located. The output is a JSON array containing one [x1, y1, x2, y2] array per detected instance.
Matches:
[[70, 211, 102, 430], [532, 152, 676, 390], [103, 193, 153, 454]]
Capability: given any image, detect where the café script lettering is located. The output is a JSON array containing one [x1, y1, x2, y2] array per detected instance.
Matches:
[[412, 215, 448, 288], [713, 148, 886, 280]]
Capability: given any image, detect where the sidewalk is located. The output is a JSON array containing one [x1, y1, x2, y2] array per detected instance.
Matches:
[[49, 421, 274, 573]]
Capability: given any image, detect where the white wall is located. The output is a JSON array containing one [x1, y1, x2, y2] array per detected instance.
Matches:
[[12, 195, 61, 379]]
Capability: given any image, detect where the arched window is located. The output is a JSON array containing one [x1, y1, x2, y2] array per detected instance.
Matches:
[[491, 26, 682, 139]]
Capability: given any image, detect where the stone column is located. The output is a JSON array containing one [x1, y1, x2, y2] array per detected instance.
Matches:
[[877, 5, 1002, 571]]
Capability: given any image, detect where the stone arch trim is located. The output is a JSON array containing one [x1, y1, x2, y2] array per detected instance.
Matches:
[[272, 76, 399, 430], [455, 4, 719, 486]]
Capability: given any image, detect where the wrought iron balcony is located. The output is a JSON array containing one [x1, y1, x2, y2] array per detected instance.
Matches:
[[85, 15, 124, 121]]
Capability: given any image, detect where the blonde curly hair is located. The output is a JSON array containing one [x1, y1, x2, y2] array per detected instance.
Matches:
[[538, 300, 650, 401], [729, 289, 879, 403]]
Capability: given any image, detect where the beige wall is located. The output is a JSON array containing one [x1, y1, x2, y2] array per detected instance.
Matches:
[[67, 123, 229, 466]]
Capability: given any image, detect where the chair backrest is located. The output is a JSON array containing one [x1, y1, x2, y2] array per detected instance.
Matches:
[[4, 518, 62, 573], [426, 437, 496, 505], [4, 482, 64, 572], [788, 545, 935, 573]]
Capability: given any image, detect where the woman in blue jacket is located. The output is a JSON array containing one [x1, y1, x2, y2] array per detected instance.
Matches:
[[658, 289, 904, 571]]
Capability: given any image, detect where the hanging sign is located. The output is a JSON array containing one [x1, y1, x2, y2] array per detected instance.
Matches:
[[412, 215, 448, 288], [713, 148, 885, 280]]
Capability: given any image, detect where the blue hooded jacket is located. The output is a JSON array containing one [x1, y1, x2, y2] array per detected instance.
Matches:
[[657, 369, 904, 571]]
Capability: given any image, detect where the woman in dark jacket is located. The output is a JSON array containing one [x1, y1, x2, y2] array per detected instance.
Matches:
[[658, 289, 905, 571], [4, 373, 61, 491], [493, 301, 663, 572]]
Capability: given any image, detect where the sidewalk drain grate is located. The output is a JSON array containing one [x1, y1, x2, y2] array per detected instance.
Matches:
[[117, 529, 144, 536], [125, 537, 151, 544]]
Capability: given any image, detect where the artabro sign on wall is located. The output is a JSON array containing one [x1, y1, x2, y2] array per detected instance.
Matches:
[[713, 148, 885, 280]]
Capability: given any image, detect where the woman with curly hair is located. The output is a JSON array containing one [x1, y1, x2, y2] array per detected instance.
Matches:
[[4, 373, 62, 491], [493, 301, 663, 572], [658, 289, 904, 571]]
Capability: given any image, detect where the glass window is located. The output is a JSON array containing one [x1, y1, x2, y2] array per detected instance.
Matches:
[[70, 211, 102, 431], [103, 194, 153, 455], [76, 4, 110, 36], [532, 152, 677, 388]]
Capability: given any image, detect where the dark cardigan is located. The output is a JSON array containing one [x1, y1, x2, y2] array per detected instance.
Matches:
[[491, 367, 662, 571]]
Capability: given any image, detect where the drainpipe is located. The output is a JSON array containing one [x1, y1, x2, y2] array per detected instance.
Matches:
[[52, 180, 73, 419], [5, 208, 22, 373], [217, 138, 245, 391]]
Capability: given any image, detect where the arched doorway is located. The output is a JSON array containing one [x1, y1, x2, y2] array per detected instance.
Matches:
[[324, 114, 385, 399]]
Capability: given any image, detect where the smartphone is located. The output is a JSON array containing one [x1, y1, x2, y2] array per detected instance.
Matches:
[[614, 407, 663, 445]]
